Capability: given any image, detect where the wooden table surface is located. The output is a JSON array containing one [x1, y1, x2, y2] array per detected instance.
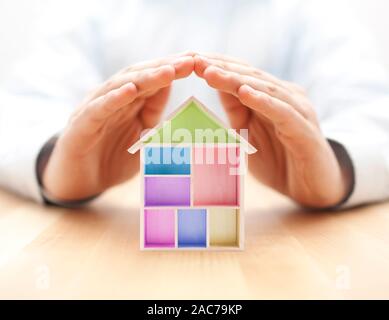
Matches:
[[0, 175, 389, 300]]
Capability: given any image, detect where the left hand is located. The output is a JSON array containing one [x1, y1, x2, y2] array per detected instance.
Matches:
[[194, 53, 352, 208], [42, 54, 194, 201]]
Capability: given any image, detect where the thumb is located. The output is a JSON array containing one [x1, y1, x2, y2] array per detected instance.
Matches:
[[218, 91, 250, 129], [140, 86, 171, 128]]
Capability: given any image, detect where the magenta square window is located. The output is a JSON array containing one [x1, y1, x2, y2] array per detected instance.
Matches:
[[144, 209, 175, 248]]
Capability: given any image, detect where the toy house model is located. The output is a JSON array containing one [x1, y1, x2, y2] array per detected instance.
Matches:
[[128, 97, 257, 251]]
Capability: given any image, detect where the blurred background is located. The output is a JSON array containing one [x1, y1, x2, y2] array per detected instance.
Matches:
[[1, 0, 389, 79], [0, 0, 389, 80]]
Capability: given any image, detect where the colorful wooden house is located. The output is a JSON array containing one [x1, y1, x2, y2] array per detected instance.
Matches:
[[128, 97, 257, 251]]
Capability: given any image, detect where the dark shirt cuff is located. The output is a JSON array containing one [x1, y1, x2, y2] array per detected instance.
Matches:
[[36, 134, 100, 207], [326, 139, 356, 209]]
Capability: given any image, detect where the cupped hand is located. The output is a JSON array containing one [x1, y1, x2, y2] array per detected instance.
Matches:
[[194, 53, 352, 208], [42, 54, 194, 201]]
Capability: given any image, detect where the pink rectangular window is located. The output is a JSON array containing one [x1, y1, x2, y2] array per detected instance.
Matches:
[[193, 147, 240, 206]]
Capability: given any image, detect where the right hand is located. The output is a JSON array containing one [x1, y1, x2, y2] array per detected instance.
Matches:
[[42, 54, 194, 201], [194, 53, 351, 209]]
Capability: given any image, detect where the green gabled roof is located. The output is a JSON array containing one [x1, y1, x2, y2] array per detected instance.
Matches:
[[154, 99, 238, 144], [128, 97, 257, 154]]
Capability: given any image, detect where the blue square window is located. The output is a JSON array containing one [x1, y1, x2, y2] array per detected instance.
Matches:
[[144, 147, 190, 175], [178, 209, 207, 248]]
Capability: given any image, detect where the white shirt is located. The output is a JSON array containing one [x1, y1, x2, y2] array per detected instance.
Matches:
[[1, 0, 389, 207]]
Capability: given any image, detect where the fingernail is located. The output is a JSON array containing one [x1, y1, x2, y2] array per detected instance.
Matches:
[[244, 85, 256, 94], [197, 55, 210, 63], [173, 57, 190, 68], [123, 82, 136, 91], [213, 66, 226, 74]]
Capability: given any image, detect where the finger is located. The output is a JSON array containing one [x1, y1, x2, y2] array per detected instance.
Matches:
[[195, 55, 289, 90], [97, 65, 176, 98], [196, 52, 250, 67], [201, 66, 241, 96], [218, 92, 251, 129], [105, 98, 145, 133], [140, 86, 171, 128], [238, 84, 309, 139], [74, 82, 138, 132], [203, 66, 307, 117], [122, 53, 194, 76]]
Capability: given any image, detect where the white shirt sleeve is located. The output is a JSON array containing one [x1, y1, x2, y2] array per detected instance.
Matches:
[[286, 0, 389, 207], [2, 0, 389, 208], [0, 13, 104, 203]]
